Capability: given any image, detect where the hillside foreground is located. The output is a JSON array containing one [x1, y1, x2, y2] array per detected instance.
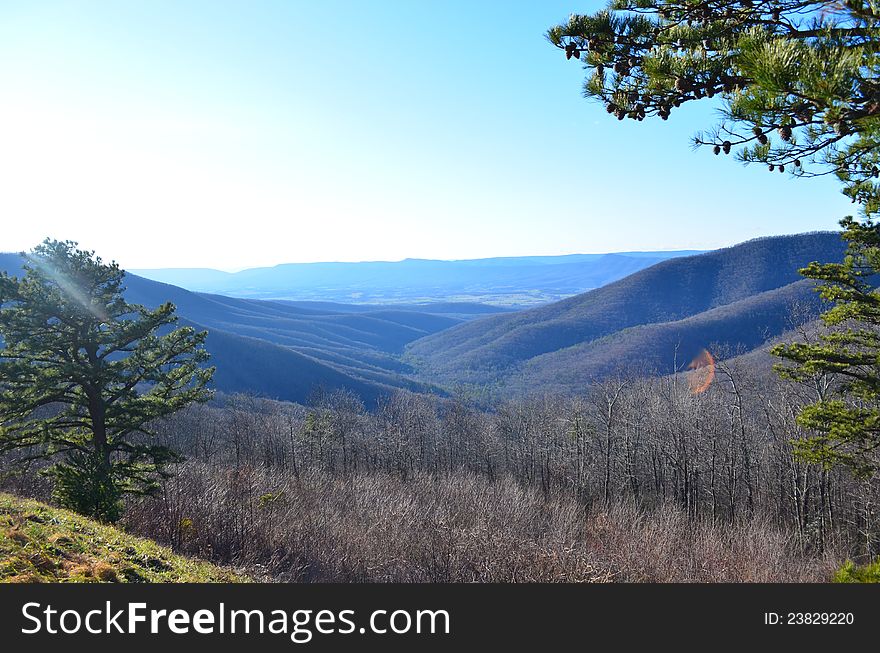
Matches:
[[0, 492, 245, 583]]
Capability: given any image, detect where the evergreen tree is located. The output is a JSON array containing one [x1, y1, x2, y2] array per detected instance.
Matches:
[[548, 1, 880, 208], [771, 217, 880, 476], [0, 239, 214, 521], [550, 1, 880, 475]]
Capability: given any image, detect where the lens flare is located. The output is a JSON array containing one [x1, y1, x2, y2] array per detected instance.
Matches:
[[687, 349, 715, 395], [26, 255, 110, 323]]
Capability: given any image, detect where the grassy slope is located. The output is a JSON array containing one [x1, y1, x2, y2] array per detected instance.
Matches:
[[0, 493, 245, 583]]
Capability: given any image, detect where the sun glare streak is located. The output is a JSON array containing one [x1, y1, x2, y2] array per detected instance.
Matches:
[[26, 255, 110, 323], [687, 349, 715, 395]]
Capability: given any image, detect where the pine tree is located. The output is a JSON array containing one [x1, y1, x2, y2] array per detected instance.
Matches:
[[550, 2, 880, 475], [547, 1, 880, 210], [771, 217, 880, 476], [0, 239, 214, 521]]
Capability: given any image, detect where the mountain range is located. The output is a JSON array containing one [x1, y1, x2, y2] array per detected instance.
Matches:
[[0, 252, 504, 404], [131, 250, 704, 306], [1, 232, 847, 403]]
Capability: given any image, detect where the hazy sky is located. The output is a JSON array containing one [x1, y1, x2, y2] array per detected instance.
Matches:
[[0, 1, 854, 270]]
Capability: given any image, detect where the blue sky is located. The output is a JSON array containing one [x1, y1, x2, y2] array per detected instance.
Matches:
[[0, 0, 854, 270]]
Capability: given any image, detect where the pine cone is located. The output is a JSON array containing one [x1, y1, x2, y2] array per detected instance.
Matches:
[[722, 140, 731, 154], [778, 126, 792, 141]]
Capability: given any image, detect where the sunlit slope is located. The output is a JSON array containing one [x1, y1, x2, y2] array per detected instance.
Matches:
[[0, 493, 245, 583]]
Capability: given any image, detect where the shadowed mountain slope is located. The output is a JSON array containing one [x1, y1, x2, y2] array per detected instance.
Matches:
[[0, 255, 470, 403], [181, 319, 425, 404], [504, 280, 819, 395], [407, 233, 845, 394]]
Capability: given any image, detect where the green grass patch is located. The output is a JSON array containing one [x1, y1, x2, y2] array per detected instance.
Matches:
[[833, 559, 880, 583], [0, 492, 247, 583]]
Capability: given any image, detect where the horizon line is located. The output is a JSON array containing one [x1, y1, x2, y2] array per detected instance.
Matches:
[[129, 247, 713, 274]]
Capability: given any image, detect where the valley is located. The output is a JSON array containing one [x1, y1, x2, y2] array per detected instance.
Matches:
[[132, 250, 703, 307], [0, 233, 842, 404]]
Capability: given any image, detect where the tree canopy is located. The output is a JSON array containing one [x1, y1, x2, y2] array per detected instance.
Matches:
[[0, 239, 214, 521], [548, 0, 880, 216]]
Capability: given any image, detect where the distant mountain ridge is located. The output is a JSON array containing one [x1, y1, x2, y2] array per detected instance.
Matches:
[[131, 250, 705, 306], [405, 232, 846, 395]]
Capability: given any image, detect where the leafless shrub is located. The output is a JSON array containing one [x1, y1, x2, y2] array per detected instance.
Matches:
[[125, 462, 837, 583], [584, 501, 840, 582]]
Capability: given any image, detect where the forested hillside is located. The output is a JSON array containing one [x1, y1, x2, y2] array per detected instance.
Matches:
[[0, 237, 871, 584], [407, 233, 845, 394], [102, 368, 848, 582], [506, 280, 819, 394]]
